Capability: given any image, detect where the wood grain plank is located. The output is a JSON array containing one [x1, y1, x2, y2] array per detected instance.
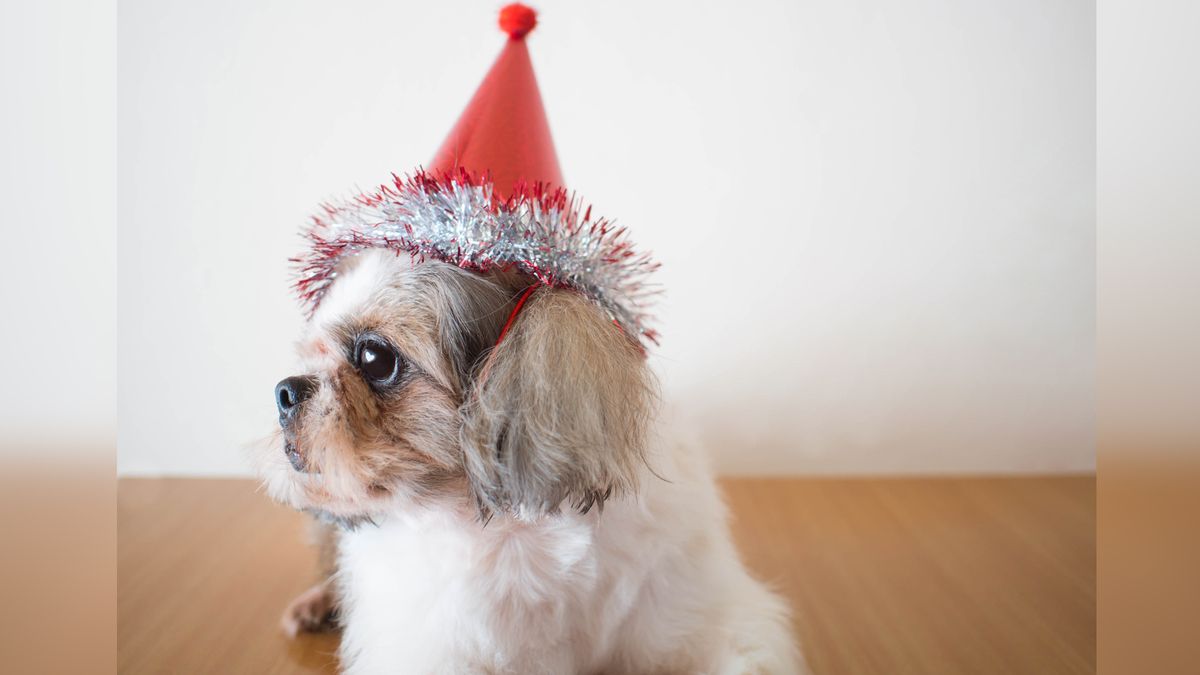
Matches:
[[118, 476, 1094, 674]]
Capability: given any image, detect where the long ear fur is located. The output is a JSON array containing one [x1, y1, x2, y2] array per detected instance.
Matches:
[[410, 263, 514, 394], [460, 287, 654, 516]]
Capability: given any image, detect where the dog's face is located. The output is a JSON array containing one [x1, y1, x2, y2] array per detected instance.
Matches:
[[258, 251, 653, 525]]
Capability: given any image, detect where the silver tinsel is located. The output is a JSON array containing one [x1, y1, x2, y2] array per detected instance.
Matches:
[[294, 171, 660, 345]]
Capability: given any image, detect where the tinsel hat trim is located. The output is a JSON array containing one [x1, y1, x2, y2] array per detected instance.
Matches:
[[293, 169, 660, 346]]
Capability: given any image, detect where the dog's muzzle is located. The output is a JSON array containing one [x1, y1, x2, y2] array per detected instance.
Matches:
[[275, 375, 317, 471]]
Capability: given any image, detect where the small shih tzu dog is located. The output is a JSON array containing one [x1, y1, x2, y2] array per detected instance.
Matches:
[[259, 248, 799, 674], [255, 6, 800, 673]]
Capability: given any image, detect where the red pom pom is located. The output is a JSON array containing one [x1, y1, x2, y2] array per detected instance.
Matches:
[[499, 3, 537, 40]]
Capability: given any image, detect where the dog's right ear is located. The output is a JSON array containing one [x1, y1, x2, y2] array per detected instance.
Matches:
[[459, 287, 655, 517]]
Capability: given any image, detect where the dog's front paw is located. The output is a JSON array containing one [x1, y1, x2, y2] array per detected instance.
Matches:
[[280, 581, 337, 638]]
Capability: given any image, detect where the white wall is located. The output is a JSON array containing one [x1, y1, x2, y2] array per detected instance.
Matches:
[[118, 0, 1094, 476], [4, 0, 116, 453]]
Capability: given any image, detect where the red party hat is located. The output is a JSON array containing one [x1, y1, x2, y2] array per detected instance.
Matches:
[[427, 3, 563, 197], [295, 4, 660, 347]]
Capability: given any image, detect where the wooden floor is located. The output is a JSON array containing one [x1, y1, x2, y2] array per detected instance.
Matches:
[[118, 477, 1095, 674]]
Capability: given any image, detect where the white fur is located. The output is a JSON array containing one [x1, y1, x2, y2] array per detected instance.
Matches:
[[336, 436, 802, 674]]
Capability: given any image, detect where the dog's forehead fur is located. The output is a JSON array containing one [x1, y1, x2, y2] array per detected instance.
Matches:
[[301, 252, 451, 390]]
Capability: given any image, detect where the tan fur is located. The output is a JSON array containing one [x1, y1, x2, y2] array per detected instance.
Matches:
[[461, 287, 656, 516], [280, 578, 337, 637], [312, 519, 341, 581]]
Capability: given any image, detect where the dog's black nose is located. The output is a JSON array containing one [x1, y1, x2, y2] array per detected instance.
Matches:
[[275, 375, 316, 424]]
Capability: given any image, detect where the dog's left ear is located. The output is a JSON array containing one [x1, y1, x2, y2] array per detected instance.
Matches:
[[460, 287, 654, 516]]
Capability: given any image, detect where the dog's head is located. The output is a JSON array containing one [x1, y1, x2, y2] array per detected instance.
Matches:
[[258, 251, 653, 525]]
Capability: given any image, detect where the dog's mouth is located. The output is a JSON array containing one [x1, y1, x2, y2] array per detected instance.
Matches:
[[283, 444, 389, 494], [284, 440, 307, 472]]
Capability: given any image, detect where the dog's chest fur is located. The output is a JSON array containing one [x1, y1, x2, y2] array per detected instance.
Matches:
[[336, 503, 657, 674], [328, 440, 801, 674]]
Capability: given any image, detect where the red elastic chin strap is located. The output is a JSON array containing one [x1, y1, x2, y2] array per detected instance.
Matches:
[[493, 283, 541, 350]]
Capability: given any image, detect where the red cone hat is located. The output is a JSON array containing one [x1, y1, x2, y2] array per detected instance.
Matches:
[[296, 4, 659, 348], [428, 4, 563, 198]]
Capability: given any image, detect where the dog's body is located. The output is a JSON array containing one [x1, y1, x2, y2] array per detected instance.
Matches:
[[334, 432, 794, 674], [260, 251, 801, 673]]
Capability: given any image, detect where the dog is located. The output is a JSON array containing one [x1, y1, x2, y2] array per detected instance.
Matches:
[[257, 248, 802, 673]]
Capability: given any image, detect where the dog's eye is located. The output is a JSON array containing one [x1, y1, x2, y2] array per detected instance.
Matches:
[[355, 337, 401, 385]]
